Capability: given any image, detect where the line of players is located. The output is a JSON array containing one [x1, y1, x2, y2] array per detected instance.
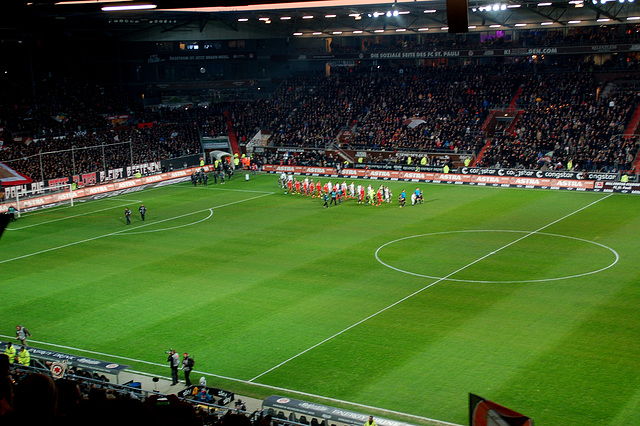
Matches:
[[278, 173, 424, 207]]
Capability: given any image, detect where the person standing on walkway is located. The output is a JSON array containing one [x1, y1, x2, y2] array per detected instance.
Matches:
[[182, 353, 194, 386], [167, 349, 180, 385]]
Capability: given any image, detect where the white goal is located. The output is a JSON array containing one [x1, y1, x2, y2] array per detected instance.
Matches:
[[10, 183, 75, 218]]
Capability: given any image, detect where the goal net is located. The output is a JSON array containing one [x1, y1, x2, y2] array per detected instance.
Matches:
[[7, 184, 75, 218]]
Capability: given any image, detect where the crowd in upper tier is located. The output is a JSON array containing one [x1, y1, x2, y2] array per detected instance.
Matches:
[[1, 30, 640, 182], [477, 74, 638, 171]]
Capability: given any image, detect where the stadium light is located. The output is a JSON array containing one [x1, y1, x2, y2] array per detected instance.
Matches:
[[102, 3, 156, 11]]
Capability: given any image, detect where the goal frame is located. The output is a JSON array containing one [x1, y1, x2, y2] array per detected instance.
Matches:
[[13, 183, 75, 218]]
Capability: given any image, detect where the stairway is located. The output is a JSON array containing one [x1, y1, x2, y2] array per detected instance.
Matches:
[[223, 111, 241, 155]]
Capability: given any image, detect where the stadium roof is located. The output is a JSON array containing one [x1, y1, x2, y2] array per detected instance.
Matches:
[[7, 0, 640, 40]]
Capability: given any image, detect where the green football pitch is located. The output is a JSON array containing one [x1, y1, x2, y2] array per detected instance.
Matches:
[[2, 173, 639, 425]]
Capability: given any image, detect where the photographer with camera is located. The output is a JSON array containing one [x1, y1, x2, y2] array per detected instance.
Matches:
[[166, 349, 180, 385]]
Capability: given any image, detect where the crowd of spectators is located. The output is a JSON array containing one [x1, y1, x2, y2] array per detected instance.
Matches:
[[1, 355, 272, 426], [478, 74, 639, 172], [343, 66, 519, 153], [1, 42, 640, 182], [0, 122, 202, 181]]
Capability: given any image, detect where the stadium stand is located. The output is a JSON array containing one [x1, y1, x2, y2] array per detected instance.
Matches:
[[1, 353, 264, 426]]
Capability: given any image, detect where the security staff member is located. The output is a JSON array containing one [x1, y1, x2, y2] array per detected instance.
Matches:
[[4, 342, 16, 363], [139, 204, 147, 222], [18, 346, 30, 366]]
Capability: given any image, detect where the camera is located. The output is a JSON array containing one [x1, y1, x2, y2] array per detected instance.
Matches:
[[165, 349, 173, 354]]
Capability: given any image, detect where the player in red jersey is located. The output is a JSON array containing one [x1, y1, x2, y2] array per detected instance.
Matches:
[[295, 179, 301, 194]]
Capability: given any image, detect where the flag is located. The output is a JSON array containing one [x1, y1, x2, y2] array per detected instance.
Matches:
[[403, 118, 426, 129]]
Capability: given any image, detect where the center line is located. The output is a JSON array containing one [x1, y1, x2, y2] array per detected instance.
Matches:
[[249, 193, 613, 381]]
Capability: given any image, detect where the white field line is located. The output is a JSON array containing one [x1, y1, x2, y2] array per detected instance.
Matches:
[[7, 181, 272, 230], [0, 193, 272, 265], [249, 193, 614, 382], [0, 335, 461, 426], [7, 201, 143, 230]]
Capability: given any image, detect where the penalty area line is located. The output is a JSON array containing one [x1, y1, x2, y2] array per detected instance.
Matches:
[[6, 201, 143, 231], [0, 193, 273, 264]]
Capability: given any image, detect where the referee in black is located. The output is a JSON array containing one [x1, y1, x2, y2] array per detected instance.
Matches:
[[139, 204, 147, 222]]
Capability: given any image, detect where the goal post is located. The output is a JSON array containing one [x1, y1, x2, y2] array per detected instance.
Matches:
[[13, 183, 75, 218]]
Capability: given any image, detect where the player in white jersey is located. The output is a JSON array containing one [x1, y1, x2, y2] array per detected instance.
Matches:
[[384, 186, 391, 203], [349, 182, 356, 199]]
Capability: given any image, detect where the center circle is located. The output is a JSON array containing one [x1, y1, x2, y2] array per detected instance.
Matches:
[[375, 230, 619, 283]]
